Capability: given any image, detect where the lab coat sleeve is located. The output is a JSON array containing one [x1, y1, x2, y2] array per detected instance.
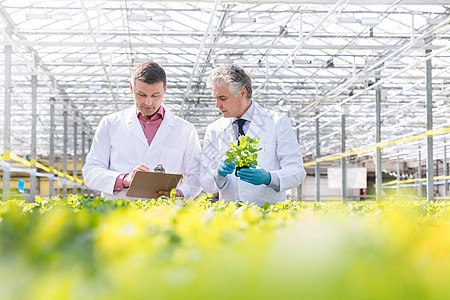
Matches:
[[271, 115, 306, 192], [200, 126, 223, 194], [177, 125, 202, 199], [82, 117, 121, 194]]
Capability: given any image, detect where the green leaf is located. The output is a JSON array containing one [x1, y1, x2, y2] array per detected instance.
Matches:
[[226, 134, 261, 170]]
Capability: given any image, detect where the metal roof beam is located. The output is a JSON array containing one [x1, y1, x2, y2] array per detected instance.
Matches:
[[0, 4, 93, 136], [79, 0, 119, 112], [7, 40, 449, 50], [181, 0, 221, 116]]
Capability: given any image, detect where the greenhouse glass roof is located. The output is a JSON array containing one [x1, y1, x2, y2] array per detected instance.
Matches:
[[0, 0, 449, 168]]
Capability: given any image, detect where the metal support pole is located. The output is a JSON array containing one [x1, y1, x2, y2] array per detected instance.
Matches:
[[418, 150, 422, 198], [30, 56, 38, 201], [341, 112, 346, 202], [315, 115, 320, 202], [3, 25, 12, 200], [426, 49, 434, 202], [81, 128, 86, 195], [296, 128, 301, 202], [63, 99, 68, 195], [445, 144, 448, 198], [73, 118, 78, 194], [396, 154, 400, 197], [375, 81, 382, 202], [49, 98, 55, 197]]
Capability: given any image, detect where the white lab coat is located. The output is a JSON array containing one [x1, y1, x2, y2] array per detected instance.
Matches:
[[200, 102, 306, 206], [82, 105, 201, 200]]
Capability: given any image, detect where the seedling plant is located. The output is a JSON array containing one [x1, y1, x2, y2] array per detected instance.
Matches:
[[224, 135, 262, 174]]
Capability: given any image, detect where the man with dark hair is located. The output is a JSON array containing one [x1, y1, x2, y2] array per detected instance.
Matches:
[[200, 64, 306, 206], [83, 62, 201, 200], [132, 61, 167, 88]]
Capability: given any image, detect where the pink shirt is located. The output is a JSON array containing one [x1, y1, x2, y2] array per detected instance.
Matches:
[[114, 106, 182, 196], [137, 106, 165, 146]]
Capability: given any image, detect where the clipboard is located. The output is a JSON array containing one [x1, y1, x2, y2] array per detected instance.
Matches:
[[126, 170, 183, 198]]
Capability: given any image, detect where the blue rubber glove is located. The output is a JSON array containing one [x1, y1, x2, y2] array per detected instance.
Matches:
[[217, 160, 236, 177], [237, 165, 271, 185]]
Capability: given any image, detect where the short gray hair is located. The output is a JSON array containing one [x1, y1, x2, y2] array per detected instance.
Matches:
[[207, 64, 252, 100]]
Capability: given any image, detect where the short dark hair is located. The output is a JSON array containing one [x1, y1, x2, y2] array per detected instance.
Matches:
[[207, 64, 252, 100], [132, 62, 166, 88]]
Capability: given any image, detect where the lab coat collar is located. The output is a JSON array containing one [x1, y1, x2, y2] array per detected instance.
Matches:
[[125, 104, 175, 148], [246, 101, 266, 138], [147, 105, 175, 151], [217, 101, 267, 146], [212, 116, 235, 149], [125, 106, 148, 146]]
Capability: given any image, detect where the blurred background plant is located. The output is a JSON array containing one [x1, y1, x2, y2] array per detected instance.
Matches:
[[0, 195, 449, 300]]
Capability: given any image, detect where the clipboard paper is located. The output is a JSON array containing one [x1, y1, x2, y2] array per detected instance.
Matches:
[[126, 170, 182, 199]]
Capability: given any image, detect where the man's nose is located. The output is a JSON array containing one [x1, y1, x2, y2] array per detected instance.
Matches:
[[145, 97, 153, 106], [215, 99, 221, 108]]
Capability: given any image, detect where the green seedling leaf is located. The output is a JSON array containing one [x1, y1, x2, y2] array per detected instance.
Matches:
[[261, 202, 270, 210], [225, 135, 262, 169]]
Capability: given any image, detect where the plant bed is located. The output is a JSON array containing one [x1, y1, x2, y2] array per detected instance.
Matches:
[[1, 195, 450, 299]]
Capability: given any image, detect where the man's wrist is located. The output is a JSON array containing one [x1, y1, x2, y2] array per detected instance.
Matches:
[[123, 173, 130, 188], [264, 172, 272, 185], [217, 169, 227, 177], [176, 189, 184, 198]]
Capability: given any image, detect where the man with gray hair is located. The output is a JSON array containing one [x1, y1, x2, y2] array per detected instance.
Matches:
[[200, 64, 306, 206]]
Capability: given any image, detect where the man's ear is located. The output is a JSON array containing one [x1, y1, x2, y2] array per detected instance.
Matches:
[[240, 87, 247, 98]]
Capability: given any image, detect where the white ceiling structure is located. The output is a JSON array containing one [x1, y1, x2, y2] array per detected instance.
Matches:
[[0, 0, 449, 169]]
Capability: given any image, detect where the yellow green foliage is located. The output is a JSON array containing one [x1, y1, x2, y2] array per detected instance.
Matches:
[[0, 195, 449, 300], [225, 135, 262, 168]]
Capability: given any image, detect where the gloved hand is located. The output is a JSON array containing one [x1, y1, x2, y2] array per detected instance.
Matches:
[[217, 160, 236, 177], [237, 165, 271, 185]]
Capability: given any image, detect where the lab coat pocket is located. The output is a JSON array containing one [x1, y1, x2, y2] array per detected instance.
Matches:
[[162, 147, 183, 172]]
